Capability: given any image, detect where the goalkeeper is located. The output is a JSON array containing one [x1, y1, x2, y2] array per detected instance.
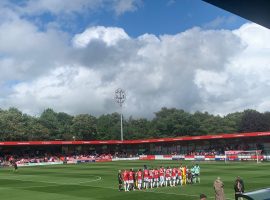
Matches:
[[194, 163, 200, 183]]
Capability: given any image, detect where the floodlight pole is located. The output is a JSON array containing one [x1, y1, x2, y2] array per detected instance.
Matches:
[[120, 106, 123, 141], [115, 88, 126, 141]]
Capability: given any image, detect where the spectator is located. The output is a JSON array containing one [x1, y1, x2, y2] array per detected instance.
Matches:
[[234, 176, 245, 200], [213, 177, 225, 200], [200, 194, 207, 200]]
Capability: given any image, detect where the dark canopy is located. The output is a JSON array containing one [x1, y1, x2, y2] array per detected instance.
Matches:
[[236, 188, 270, 200], [203, 0, 270, 29]]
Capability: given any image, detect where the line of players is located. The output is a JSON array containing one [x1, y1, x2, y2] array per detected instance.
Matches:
[[118, 164, 200, 192]]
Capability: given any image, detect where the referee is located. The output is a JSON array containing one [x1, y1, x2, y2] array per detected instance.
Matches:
[[118, 170, 123, 191]]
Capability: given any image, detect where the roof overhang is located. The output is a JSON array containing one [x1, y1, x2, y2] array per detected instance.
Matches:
[[203, 0, 270, 29], [236, 188, 270, 200], [0, 132, 269, 146]]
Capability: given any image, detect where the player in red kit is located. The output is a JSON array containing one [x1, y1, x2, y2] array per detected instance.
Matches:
[[165, 167, 171, 187], [159, 166, 165, 187], [136, 169, 143, 190], [123, 170, 129, 192], [143, 168, 149, 189], [149, 169, 154, 188], [153, 168, 159, 188], [128, 169, 134, 191]]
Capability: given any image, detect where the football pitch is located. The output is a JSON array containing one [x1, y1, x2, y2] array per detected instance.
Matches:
[[0, 160, 269, 200]]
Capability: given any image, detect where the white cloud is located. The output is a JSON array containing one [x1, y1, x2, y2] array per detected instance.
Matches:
[[194, 70, 230, 98], [112, 0, 142, 16], [203, 16, 238, 29], [0, 16, 71, 83], [72, 26, 129, 48], [5, 66, 115, 115], [166, 0, 176, 6], [15, 0, 96, 15], [5, 0, 141, 17], [233, 23, 270, 48], [1, 17, 270, 118], [193, 23, 270, 115], [0, 0, 143, 34]]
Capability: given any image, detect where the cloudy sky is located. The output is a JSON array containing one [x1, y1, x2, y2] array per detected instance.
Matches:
[[0, 0, 270, 118]]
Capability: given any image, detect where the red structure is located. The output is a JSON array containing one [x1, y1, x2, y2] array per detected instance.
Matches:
[[0, 132, 269, 157], [0, 132, 269, 146]]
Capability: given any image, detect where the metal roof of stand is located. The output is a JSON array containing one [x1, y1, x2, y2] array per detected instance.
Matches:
[[203, 0, 270, 29]]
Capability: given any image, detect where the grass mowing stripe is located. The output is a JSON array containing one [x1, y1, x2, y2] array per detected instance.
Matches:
[[140, 189, 235, 200]]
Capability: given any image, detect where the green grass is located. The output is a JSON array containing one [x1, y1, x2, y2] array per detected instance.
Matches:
[[0, 161, 269, 200]]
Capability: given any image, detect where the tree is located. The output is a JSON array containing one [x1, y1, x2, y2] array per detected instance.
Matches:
[[0, 106, 268, 141], [39, 108, 60, 139], [152, 107, 200, 137], [239, 109, 269, 132], [125, 117, 151, 139], [223, 112, 243, 133], [26, 116, 50, 140], [263, 112, 270, 131], [57, 112, 73, 140], [71, 114, 97, 140], [96, 113, 122, 140], [0, 108, 31, 140]]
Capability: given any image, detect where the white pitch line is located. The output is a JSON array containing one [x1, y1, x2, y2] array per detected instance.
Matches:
[[77, 176, 102, 184], [0, 176, 102, 187]]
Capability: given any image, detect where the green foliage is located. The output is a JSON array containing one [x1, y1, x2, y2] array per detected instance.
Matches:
[[96, 113, 121, 140], [0, 108, 30, 141], [239, 109, 269, 132], [126, 117, 151, 139], [0, 107, 269, 141], [71, 114, 97, 140]]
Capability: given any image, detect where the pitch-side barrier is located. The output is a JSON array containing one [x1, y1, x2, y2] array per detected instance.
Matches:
[[14, 155, 270, 167], [138, 155, 268, 161]]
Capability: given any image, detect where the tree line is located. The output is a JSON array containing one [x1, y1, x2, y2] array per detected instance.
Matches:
[[0, 107, 270, 141]]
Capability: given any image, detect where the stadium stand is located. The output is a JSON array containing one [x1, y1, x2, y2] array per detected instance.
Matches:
[[0, 132, 269, 166]]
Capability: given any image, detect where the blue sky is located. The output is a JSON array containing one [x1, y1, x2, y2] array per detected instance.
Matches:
[[0, 0, 269, 117], [112, 0, 247, 36], [18, 0, 248, 36]]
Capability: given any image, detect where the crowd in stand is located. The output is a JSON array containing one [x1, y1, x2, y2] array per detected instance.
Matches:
[[0, 155, 60, 166], [184, 143, 264, 156], [0, 153, 114, 166], [62, 153, 113, 163], [0, 142, 265, 167]]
